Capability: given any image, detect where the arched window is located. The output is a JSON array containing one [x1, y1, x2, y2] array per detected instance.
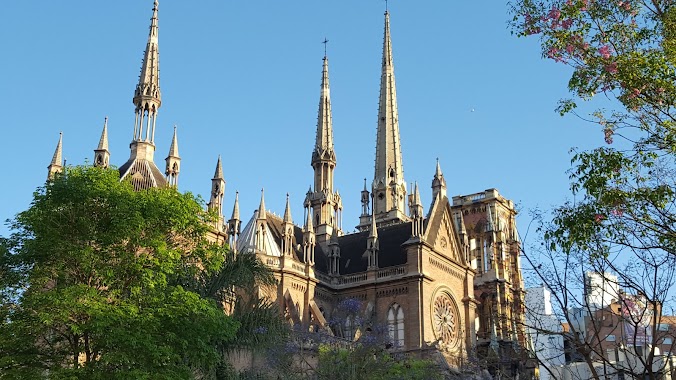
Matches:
[[387, 303, 405, 347], [344, 316, 355, 340]]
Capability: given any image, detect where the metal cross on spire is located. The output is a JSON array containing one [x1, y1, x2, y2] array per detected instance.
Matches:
[[385, 0, 389, 12], [323, 38, 329, 57]]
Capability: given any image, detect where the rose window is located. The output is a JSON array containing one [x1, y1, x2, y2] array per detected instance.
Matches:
[[432, 293, 459, 348]]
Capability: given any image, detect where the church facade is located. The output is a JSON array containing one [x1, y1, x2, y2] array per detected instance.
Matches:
[[46, 1, 529, 374]]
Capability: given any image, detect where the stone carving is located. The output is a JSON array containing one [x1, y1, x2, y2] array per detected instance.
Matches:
[[433, 292, 460, 349]]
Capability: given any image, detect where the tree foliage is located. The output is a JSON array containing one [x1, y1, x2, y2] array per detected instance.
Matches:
[[510, 1, 676, 378], [0, 166, 274, 379], [510, 0, 676, 259]]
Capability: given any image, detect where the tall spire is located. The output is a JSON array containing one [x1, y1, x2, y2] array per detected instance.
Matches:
[[94, 117, 111, 169], [227, 191, 241, 251], [431, 158, 447, 201], [120, 0, 166, 190], [165, 126, 181, 187], [168, 125, 179, 157], [214, 153, 223, 178], [282, 194, 294, 257], [231, 191, 240, 221], [132, 0, 161, 143], [367, 199, 379, 269], [47, 132, 64, 180], [303, 203, 316, 265], [258, 189, 267, 220], [309, 51, 342, 242], [283, 193, 293, 224], [98, 117, 109, 151], [371, 10, 407, 226], [207, 155, 225, 230], [313, 55, 334, 163]]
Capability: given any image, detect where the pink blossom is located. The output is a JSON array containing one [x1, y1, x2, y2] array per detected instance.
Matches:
[[611, 209, 624, 217], [598, 45, 612, 59], [548, 7, 561, 20], [604, 128, 614, 144], [627, 88, 641, 99], [562, 19, 573, 29], [566, 44, 575, 54], [605, 62, 618, 74], [595, 213, 606, 223]]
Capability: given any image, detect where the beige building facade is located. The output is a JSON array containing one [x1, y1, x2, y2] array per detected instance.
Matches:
[[46, 1, 529, 375]]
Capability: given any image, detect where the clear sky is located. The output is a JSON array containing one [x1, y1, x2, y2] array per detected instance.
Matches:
[[0, 1, 604, 240]]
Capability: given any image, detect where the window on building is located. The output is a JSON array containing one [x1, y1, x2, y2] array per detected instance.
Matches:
[[658, 323, 670, 332], [387, 303, 405, 347], [606, 334, 616, 342], [664, 337, 673, 345], [344, 316, 355, 341]]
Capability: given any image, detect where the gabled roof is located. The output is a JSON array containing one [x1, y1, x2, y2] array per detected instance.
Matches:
[[119, 158, 167, 190]]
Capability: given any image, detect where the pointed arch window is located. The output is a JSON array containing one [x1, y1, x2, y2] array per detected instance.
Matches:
[[344, 316, 355, 341], [387, 303, 404, 347]]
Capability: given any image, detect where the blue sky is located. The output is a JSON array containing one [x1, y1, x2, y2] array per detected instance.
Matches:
[[0, 1, 603, 241]]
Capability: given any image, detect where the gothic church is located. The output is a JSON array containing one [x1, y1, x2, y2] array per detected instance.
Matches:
[[45, 1, 529, 373]]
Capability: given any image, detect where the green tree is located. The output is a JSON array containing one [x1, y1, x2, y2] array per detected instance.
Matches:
[[0, 166, 267, 379], [509, 1, 676, 379], [509, 0, 676, 258]]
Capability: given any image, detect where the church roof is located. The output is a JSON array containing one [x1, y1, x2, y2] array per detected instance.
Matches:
[[335, 222, 410, 275], [237, 210, 283, 257], [119, 158, 167, 191]]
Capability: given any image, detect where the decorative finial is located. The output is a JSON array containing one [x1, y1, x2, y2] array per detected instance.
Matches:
[[385, 0, 389, 13], [323, 38, 329, 57]]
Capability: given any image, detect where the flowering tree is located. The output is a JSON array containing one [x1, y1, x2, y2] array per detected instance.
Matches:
[[511, 0, 676, 258], [510, 1, 676, 378]]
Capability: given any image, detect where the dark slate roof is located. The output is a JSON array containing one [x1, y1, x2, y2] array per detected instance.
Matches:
[[335, 222, 411, 275], [265, 213, 329, 268], [264, 213, 409, 276]]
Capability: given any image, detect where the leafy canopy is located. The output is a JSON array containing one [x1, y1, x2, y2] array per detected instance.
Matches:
[[510, 0, 676, 258], [0, 166, 241, 379]]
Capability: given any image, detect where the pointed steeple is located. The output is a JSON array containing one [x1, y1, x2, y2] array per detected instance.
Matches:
[[214, 154, 224, 179], [132, 0, 161, 143], [227, 191, 241, 251], [47, 132, 64, 180], [97, 117, 109, 150], [282, 194, 294, 257], [367, 200, 379, 269], [369, 211, 378, 240], [371, 10, 407, 226], [258, 189, 267, 220], [310, 52, 342, 242], [231, 191, 240, 221], [432, 158, 447, 200], [313, 55, 335, 164], [165, 126, 181, 187], [94, 117, 111, 169], [168, 125, 179, 157], [303, 203, 316, 265], [254, 189, 270, 253], [305, 203, 314, 232], [120, 0, 166, 190], [207, 155, 225, 230], [283, 193, 293, 224]]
